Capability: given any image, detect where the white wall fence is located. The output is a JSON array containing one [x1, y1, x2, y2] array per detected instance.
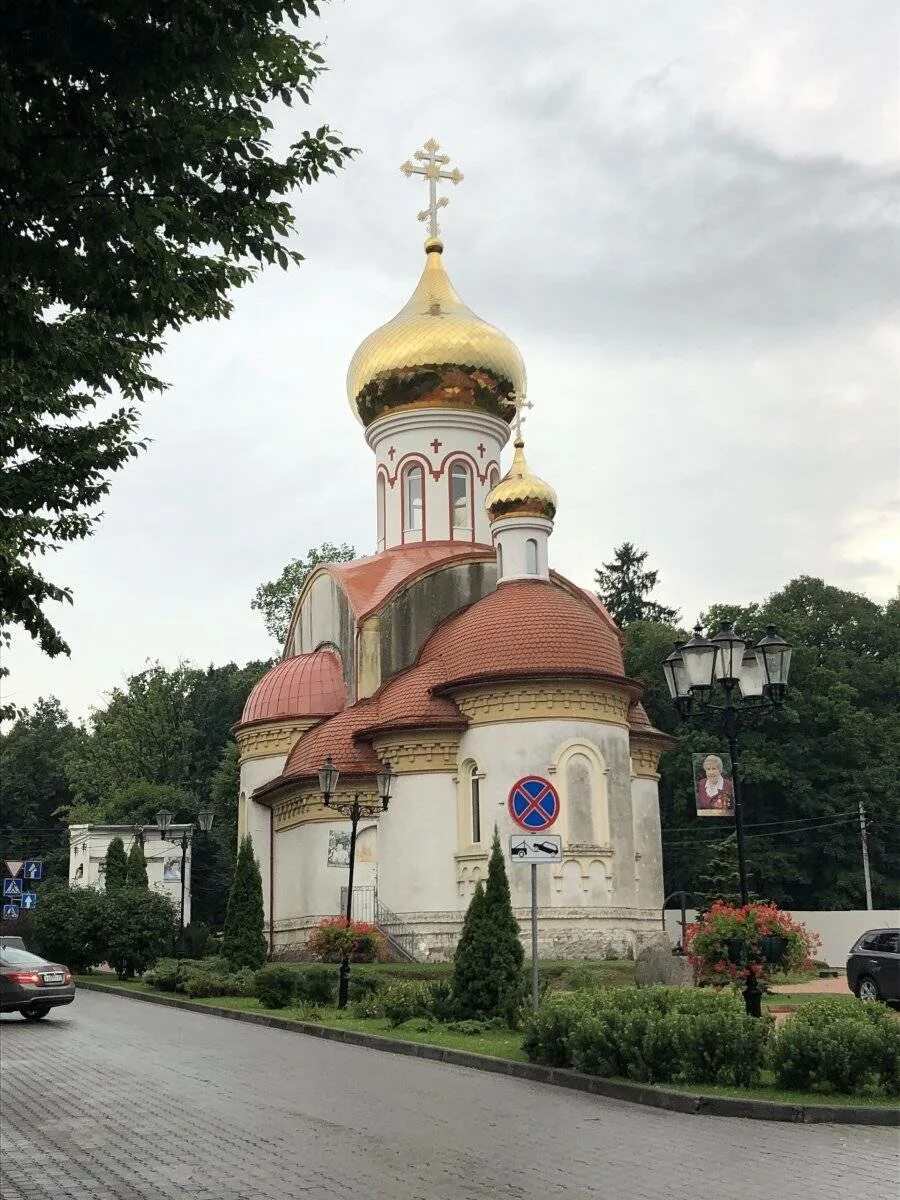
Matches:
[[664, 908, 899, 968]]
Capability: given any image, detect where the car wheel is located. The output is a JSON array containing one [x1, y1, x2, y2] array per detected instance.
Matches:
[[856, 976, 881, 1002], [20, 1004, 50, 1021]]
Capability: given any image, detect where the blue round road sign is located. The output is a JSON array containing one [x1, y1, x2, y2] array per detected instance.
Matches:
[[508, 776, 560, 832]]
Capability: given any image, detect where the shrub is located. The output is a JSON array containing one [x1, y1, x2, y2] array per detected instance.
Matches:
[[295, 966, 336, 1006], [687, 900, 819, 984], [562, 964, 599, 992], [428, 978, 456, 1022], [223, 835, 267, 970], [307, 917, 387, 963], [255, 965, 297, 1009], [351, 993, 384, 1019], [382, 982, 433, 1027], [124, 840, 149, 889], [29, 884, 108, 972], [347, 974, 382, 1002], [145, 958, 183, 991], [446, 1019, 489, 1035], [772, 997, 898, 1096], [182, 966, 255, 999], [522, 993, 596, 1068], [103, 838, 129, 893], [452, 830, 525, 1025], [104, 887, 177, 979], [181, 921, 212, 960]]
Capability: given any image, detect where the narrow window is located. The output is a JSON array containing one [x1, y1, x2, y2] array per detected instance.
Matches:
[[376, 474, 386, 550], [496, 542, 503, 577], [404, 464, 424, 532], [525, 538, 538, 574], [489, 466, 500, 489], [470, 766, 481, 844], [451, 462, 472, 533]]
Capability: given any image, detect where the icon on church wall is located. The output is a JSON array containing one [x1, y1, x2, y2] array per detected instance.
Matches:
[[693, 753, 735, 818], [327, 830, 352, 868], [163, 857, 182, 882]]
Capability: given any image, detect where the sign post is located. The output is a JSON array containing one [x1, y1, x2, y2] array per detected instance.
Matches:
[[508, 776, 561, 1011]]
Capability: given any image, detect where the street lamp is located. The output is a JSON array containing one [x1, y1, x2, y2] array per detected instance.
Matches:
[[663, 622, 793, 906], [319, 756, 395, 1009], [154, 809, 215, 954]]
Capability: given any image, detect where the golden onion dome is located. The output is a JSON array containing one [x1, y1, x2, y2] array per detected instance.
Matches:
[[486, 438, 557, 522], [346, 237, 526, 426]]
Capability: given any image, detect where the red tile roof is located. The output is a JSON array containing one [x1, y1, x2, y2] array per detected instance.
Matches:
[[629, 701, 653, 731], [324, 542, 495, 620], [275, 703, 383, 784], [421, 579, 627, 688], [239, 650, 345, 726]]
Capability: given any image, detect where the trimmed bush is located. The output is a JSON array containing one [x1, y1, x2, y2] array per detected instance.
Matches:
[[382, 982, 433, 1027], [347, 974, 382, 1002], [295, 966, 336, 1006], [124, 840, 149, 889], [772, 997, 898, 1096], [29, 884, 108, 972], [181, 920, 212, 960], [223, 835, 267, 970], [145, 958, 183, 991], [103, 838, 129, 893], [254, 965, 297, 1009], [104, 887, 177, 979], [183, 968, 255, 999]]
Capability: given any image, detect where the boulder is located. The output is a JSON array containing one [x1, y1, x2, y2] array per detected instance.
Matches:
[[634, 945, 695, 988]]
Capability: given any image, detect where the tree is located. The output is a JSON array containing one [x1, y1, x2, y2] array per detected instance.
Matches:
[[223, 835, 267, 969], [29, 885, 108, 973], [103, 837, 129, 893], [104, 889, 177, 980], [252, 542, 356, 643], [452, 830, 524, 1024], [595, 543, 679, 627], [694, 834, 743, 910], [1, 2, 353, 671], [125, 840, 149, 889]]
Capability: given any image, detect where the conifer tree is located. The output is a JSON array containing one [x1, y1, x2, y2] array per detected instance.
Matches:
[[453, 829, 524, 1023], [125, 839, 149, 889], [223, 835, 267, 969], [103, 837, 129, 892]]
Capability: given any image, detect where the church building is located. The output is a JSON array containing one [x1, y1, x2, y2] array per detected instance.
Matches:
[[234, 142, 673, 961]]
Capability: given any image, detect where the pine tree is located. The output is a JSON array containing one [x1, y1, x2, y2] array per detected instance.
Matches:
[[125, 839, 149, 889], [103, 837, 129, 892], [594, 542, 679, 627], [453, 829, 524, 1024], [223, 834, 267, 969], [696, 834, 746, 910]]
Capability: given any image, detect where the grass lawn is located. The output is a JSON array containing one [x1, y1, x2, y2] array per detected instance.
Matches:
[[77, 974, 898, 1110]]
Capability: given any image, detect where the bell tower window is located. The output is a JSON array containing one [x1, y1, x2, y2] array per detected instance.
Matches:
[[403, 464, 424, 537], [450, 462, 472, 538], [376, 473, 386, 551], [470, 766, 481, 844], [525, 538, 538, 575]]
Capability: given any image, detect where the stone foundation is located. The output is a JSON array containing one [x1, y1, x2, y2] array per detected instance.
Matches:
[[269, 907, 668, 963]]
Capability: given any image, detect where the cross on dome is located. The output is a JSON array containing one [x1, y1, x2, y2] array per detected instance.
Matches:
[[400, 139, 463, 240], [511, 389, 534, 440]]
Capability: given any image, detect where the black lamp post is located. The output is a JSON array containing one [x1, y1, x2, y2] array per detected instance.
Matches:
[[662, 622, 792, 906], [319, 756, 395, 1010], [155, 808, 215, 954]]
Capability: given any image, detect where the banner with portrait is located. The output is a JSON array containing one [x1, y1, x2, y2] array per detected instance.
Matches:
[[693, 752, 735, 818]]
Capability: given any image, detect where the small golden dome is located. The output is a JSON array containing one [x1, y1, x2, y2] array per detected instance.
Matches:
[[347, 240, 526, 426], [486, 439, 557, 522]]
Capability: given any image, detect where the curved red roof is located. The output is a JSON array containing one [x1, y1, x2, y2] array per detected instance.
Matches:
[[421, 579, 626, 688], [278, 703, 382, 782], [324, 542, 495, 619], [240, 650, 345, 725]]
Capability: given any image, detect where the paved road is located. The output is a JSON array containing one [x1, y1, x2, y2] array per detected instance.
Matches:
[[0, 991, 895, 1200]]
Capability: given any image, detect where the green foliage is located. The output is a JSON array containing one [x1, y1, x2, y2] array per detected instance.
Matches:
[[382, 982, 435, 1027], [252, 542, 356, 643], [181, 921, 213, 960], [144, 954, 252, 998], [223, 835, 267, 970], [524, 987, 769, 1087], [29, 884, 108, 972], [306, 917, 386, 963], [773, 998, 897, 1096], [254, 965, 298, 1009], [453, 830, 525, 1025], [295, 966, 337, 1006], [125, 840, 149, 889], [104, 888, 177, 980], [103, 837, 129, 893], [1, 2, 353, 668], [595, 543, 678, 627]]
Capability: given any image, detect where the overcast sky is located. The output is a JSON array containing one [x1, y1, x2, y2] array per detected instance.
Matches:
[[7, 0, 899, 723]]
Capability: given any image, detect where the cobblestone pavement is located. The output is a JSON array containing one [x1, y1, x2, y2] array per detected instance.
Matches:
[[1, 991, 896, 1200]]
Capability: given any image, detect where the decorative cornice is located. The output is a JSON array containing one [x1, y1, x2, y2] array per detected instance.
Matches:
[[630, 743, 663, 781], [235, 718, 317, 762], [273, 787, 380, 832], [365, 406, 510, 452], [371, 731, 461, 773], [450, 680, 632, 727]]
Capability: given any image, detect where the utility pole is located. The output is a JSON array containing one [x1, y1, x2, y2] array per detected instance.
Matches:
[[858, 798, 873, 911]]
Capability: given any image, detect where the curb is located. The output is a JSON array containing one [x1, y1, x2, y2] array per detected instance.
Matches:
[[77, 980, 900, 1127]]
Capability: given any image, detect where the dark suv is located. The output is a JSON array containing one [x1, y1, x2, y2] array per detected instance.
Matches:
[[846, 928, 900, 1002]]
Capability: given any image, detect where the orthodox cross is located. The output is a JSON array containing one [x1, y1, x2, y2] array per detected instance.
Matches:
[[400, 139, 463, 239], [511, 390, 533, 440], [430, 437, 443, 455]]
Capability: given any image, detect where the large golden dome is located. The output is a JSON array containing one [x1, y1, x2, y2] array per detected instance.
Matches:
[[347, 237, 526, 426]]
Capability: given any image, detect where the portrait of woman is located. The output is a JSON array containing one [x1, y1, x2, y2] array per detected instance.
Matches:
[[693, 752, 735, 817]]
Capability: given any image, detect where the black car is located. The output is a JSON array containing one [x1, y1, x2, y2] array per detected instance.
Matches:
[[0, 945, 76, 1019], [846, 928, 900, 1002]]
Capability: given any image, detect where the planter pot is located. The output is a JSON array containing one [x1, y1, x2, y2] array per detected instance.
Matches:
[[760, 934, 787, 964], [726, 938, 745, 965]]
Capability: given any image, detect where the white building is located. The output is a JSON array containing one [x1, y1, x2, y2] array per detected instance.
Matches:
[[234, 154, 674, 961], [69, 824, 194, 923]]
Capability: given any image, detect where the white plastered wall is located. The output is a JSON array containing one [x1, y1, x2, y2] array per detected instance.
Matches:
[[239, 754, 287, 927], [631, 774, 665, 912]]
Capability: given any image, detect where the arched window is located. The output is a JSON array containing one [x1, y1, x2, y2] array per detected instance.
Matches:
[[496, 542, 503, 577], [450, 462, 472, 536], [376, 473, 386, 550], [525, 538, 538, 574], [566, 753, 595, 844], [489, 466, 500, 489], [403, 464, 424, 535], [470, 765, 482, 844]]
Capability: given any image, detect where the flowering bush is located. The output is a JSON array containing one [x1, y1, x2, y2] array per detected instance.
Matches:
[[686, 900, 819, 984], [307, 917, 388, 963]]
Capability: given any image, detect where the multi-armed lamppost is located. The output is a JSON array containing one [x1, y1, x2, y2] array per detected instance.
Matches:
[[155, 808, 215, 953], [319, 756, 396, 1009], [662, 623, 792, 905]]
